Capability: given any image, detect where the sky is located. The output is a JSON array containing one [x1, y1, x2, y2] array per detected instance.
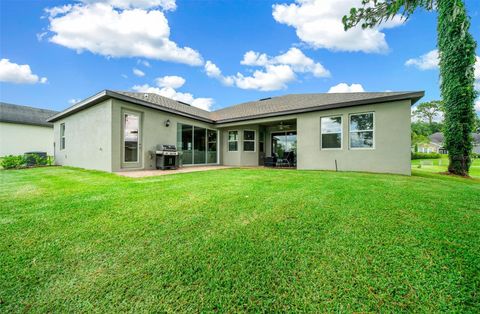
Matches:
[[1, 0, 479, 114]]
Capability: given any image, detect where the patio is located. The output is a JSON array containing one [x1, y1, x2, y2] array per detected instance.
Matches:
[[115, 165, 233, 178]]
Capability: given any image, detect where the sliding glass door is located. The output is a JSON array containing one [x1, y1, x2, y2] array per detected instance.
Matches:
[[178, 124, 193, 164], [194, 127, 206, 164], [272, 131, 297, 157], [177, 123, 217, 165], [207, 130, 217, 164]]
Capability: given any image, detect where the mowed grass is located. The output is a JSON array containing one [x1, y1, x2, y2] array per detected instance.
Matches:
[[1, 167, 479, 312], [412, 157, 480, 178]]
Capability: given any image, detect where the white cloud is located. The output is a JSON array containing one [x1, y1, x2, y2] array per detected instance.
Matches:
[[155, 75, 185, 88], [241, 47, 330, 77], [205, 47, 328, 91], [0, 59, 47, 84], [137, 59, 151, 67], [272, 0, 404, 53], [133, 76, 214, 111], [121, 74, 128, 79], [132, 68, 145, 77], [328, 83, 365, 93], [45, 2, 202, 66], [241, 51, 269, 67], [80, 0, 177, 10], [475, 99, 480, 112], [234, 65, 296, 91], [405, 50, 439, 70], [204, 61, 234, 86], [406, 51, 480, 89]]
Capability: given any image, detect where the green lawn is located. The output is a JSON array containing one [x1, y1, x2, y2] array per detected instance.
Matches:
[[412, 157, 480, 178], [1, 167, 479, 312]]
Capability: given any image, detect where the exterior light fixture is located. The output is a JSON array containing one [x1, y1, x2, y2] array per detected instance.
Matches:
[[165, 119, 171, 127]]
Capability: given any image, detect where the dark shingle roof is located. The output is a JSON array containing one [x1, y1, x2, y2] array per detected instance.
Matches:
[[48, 90, 424, 123], [430, 132, 480, 145], [116, 91, 212, 120], [0, 102, 57, 127], [210, 92, 423, 122]]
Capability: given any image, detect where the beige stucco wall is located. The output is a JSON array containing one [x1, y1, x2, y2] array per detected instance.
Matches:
[[111, 99, 217, 172], [53, 100, 113, 172], [217, 100, 411, 175], [0, 122, 54, 156], [51, 97, 412, 175], [219, 125, 260, 166], [296, 100, 411, 175]]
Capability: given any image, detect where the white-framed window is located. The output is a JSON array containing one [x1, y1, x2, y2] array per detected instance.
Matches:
[[243, 130, 256, 152], [321, 116, 342, 149], [60, 123, 66, 150], [228, 130, 238, 152], [349, 112, 375, 149]]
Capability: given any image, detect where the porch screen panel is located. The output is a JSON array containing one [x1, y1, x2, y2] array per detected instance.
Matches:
[[194, 127, 206, 164], [207, 129, 217, 164]]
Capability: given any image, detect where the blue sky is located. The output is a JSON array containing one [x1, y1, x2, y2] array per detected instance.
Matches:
[[1, 0, 479, 113]]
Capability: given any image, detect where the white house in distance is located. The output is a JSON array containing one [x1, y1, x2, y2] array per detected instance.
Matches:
[[0, 102, 57, 156]]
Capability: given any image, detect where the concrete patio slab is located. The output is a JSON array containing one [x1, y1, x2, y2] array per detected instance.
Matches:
[[115, 165, 234, 178]]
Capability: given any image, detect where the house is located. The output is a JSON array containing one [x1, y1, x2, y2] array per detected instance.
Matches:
[[0, 102, 57, 156], [418, 132, 480, 154], [47, 90, 424, 175]]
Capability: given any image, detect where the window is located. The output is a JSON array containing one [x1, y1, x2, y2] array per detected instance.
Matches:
[[349, 112, 374, 149], [243, 130, 255, 152], [228, 131, 238, 152], [321, 116, 342, 149], [60, 123, 66, 150]]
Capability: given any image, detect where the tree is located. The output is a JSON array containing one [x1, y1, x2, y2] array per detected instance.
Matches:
[[412, 100, 443, 125], [343, 0, 477, 176], [474, 114, 480, 133], [411, 121, 443, 136]]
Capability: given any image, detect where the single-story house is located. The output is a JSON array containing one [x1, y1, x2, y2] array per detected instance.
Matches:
[[418, 132, 480, 154], [47, 90, 424, 175], [0, 102, 57, 156]]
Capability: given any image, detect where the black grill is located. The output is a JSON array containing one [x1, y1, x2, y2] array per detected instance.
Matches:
[[155, 144, 179, 170]]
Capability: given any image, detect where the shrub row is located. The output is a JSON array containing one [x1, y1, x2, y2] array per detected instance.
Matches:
[[1, 154, 52, 170], [411, 152, 442, 160]]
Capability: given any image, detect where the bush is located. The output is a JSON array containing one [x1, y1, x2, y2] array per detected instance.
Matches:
[[411, 152, 441, 160], [1, 154, 53, 170], [1, 155, 26, 169]]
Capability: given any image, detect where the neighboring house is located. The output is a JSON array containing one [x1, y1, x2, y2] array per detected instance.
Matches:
[[47, 90, 424, 175], [0, 102, 57, 156], [417, 132, 480, 154]]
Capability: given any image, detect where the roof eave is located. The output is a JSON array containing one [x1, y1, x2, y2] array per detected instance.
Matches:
[[0, 119, 53, 128]]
